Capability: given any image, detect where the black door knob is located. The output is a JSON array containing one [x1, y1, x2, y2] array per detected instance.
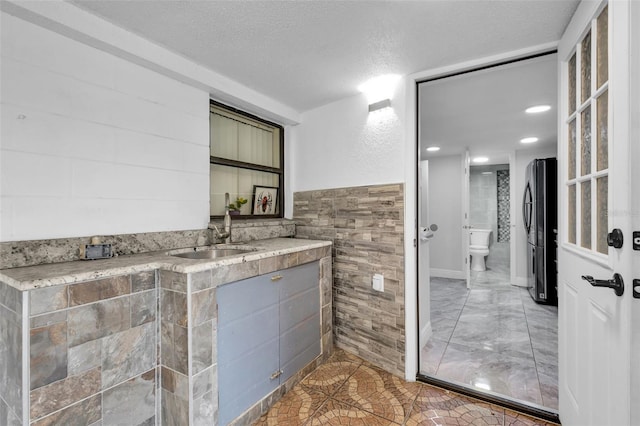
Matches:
[[607, 228, 624, 248]]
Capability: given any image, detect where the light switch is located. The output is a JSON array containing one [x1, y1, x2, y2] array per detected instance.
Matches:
[[372, 274, 384, 292]]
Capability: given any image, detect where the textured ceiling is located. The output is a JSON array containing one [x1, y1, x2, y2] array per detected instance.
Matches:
[[420, 53, 558, 162], [71, 0, 579, 113]]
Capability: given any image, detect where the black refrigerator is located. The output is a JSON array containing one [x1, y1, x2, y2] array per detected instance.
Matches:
[[522, 158, 557, 305]]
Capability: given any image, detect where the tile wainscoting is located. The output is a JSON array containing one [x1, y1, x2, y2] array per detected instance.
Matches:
[[0, 272, 158, 425], [293, 183, 405, 377]]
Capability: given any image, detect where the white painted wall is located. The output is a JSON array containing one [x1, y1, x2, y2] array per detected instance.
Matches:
[[287, 84, 406, 200], [513, 144, 557, 284], [1, 12, 210, 241], [427, 154, 464, 277]]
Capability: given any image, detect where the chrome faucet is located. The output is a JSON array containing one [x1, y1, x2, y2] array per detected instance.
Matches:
[[213, 192, 232, 243]]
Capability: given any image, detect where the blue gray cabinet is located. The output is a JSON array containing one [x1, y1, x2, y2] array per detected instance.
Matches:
[[217, 261, 321, 425]]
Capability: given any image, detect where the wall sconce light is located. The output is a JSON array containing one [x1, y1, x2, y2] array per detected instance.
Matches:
[[368, 98, 391, 112], [359, 74, 400, 113]]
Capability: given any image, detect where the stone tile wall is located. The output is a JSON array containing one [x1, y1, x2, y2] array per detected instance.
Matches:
[[27, 271, 158, 425], [496, 169, 511, 242], [158, 268, 218, 425], [293, 183, 405, 377], [1, 230, 212, 269], [0, 280, 24, 425], [209, 219, 296, 243]]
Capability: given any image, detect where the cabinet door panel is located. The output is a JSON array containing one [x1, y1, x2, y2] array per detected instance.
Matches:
[[280, 315, 321, 382], [218, 338, 279, 426], [218, 274, 278, 323], [280, 262, 320, 331], [279, 262, 321, 383], [279, 262, 319, 299], [218, 274, 279, 425], [218, 306, 279, 365]]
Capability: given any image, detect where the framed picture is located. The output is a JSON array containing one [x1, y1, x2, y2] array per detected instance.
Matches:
[[252, 186, 278, 215]]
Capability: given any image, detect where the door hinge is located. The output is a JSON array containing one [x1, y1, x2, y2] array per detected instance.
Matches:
[[413, 238, 417, 247]]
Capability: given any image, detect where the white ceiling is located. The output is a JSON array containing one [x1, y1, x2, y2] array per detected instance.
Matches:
[[419, 53, 558, 163], [71, 0, 579, 113]]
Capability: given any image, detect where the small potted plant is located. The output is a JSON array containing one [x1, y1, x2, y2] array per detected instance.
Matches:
[[227, 196, 248, 215]]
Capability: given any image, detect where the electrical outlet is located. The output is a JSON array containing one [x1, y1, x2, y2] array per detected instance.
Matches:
[[372, 274, 384, 292]]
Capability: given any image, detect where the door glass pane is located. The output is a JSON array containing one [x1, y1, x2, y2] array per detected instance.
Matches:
[[581, 108, 591, 176], [596, 6, 608, 88], [596, 176, 608, 254], [569, 53, 577, 115], [581, 181, 592, 249], [568, 184, 576, 244], [568, 119, 576, 179], [581, 31, 592, 103], [596, 91, 608, 171]]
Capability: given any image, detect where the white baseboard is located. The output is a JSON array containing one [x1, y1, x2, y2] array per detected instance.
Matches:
[[419, 321, 432, 349], [430, 268, 465, 280], [512, 277, 528, 287]]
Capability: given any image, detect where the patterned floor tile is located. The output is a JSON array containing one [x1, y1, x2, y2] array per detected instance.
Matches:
[[254, 349, 558, 426], [328, 348, 364, 365], [405, 385, 504, 425], [332, 363, 422, 423], [504, 409, 560, 425], [307, 398, 398, 425], [253, 385, 328, 426], [300, 359, 359, 396]]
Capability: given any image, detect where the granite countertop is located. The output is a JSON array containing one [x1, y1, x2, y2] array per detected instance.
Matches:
[[0, 238, 331, 291]]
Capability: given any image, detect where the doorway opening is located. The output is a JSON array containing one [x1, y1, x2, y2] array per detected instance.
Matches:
[[417, 52, 559, 421]]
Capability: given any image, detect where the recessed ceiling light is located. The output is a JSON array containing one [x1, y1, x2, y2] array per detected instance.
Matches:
[[481, 171, 493, 175], [520, 137, 539, 144], [525, 105, 551, 114], [472, 157, 489, 163], [426, 146, 440, 152]]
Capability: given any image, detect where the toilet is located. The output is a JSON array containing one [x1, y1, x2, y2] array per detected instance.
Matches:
[[469, 228, 492, 271]]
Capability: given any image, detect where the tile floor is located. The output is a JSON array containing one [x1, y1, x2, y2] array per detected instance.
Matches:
[[254, 348, 559, 425], [420, 243, 558, 409]]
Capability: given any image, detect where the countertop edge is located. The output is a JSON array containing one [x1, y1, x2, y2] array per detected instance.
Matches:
[[0, 238, 332, 291]]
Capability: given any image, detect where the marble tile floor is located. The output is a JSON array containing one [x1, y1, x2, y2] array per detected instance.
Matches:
[[421, 263, 559, 410], [254, 348, 559, 425]]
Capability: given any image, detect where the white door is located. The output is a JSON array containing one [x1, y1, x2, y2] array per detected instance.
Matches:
[[557, 1, 634, 425], [631, 3, 640, 424]]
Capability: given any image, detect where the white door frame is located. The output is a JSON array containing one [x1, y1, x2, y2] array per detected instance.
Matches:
[[403, 42, 558, 381], [463, 150, 471, 288], [509, 152, 518, 286]]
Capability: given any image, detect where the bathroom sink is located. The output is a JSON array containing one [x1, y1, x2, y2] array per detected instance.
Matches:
[[171, 248, 253, 260]]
